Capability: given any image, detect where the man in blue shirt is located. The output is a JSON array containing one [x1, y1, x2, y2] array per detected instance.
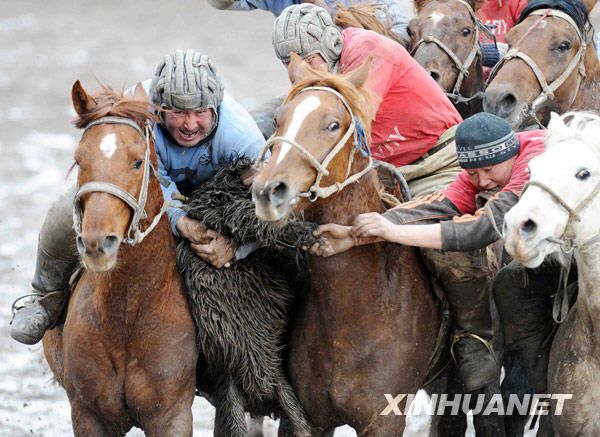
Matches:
[[9, 49, 265, 345]]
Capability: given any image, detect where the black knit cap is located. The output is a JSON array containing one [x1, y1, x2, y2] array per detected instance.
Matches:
[[455, 113, 520, 169]]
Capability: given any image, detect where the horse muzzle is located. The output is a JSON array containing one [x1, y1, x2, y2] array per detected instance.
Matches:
[[252, 179, 296, 222], [76, 232, 122, 272]]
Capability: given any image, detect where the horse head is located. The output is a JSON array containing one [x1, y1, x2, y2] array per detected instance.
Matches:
[[504, 112, 600, 268], [409, 0, 485, 99], [484, 0, 598, 129], [71, 81, 159, 272], [252, 53, 375, 222]]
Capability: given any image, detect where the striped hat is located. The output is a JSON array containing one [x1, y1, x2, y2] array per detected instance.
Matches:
[[455, 113, 520, 169]]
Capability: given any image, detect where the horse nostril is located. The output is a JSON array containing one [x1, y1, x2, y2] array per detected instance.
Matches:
[[497, 93, 517, 118], [521, 219, 537, 234], [267, 180, 289, 205], [429, 70, 440, 82], [76, 236, 85, 254], [102, 234, 120, 255]]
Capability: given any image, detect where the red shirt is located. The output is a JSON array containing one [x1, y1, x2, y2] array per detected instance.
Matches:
[[476, 0, 528, 43], [339, 28, 462, 166], [443, 130, 545, 214]]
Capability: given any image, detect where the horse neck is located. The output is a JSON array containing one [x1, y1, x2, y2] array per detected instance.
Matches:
[[573, 244, 600, 340], [458, 56, 484, 116]]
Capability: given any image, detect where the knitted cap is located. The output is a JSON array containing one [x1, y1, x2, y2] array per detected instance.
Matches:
[[456, 113, 520, 169], [272, 4, 343, 72]]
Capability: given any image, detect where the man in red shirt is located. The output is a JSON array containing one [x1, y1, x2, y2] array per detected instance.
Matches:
[[272, 3, 463, 197], [312, 113, 548, 404], [477, 0, 529, 44]]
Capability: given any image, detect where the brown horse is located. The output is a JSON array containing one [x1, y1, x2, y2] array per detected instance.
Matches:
[[252, 54, 440, 435], [484, 0, 600, 129], [408, 0, 488, 117], [42, 82, 197, 436]]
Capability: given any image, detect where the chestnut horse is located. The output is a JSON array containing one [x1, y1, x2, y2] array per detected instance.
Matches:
[[484, 0, 600, 129], [252, 54, 440, 435], [408, 0, 489, 117], [42, 82, 197, 436]]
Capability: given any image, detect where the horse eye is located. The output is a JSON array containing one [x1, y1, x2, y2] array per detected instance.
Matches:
[[576, 168, 591, 180], [558, 41, 571, 52], [133, 159, 143, 169], [327, 121, 340, 132], [462, 27, 471, 37]]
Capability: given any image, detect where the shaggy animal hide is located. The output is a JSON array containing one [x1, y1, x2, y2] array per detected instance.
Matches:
[[176, 158, 316, 436]]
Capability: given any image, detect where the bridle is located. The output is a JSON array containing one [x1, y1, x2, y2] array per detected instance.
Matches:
[[257, 86, 372, 202], [73, 116, 169, 245], [410, 0, 495, 105], [521, 141, 600, 322], [487, 8, 590, 128]]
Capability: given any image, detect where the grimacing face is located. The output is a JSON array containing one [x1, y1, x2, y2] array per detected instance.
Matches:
[[163, 108, 215, 147], [466, 156, 517, 191]]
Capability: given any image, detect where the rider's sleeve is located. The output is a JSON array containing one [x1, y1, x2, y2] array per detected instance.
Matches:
[[208, 0, 297, 15], [383, 192, 461, 225], [213, 92, 265, 163], [156, 155, 186, 237], [440, 191, 519, 251]]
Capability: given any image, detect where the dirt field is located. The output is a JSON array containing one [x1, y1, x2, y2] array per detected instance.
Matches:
[[1, 0, 599, 436]]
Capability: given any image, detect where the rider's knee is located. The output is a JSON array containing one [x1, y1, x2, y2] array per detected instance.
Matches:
[[39, 185, 78, 261], [423, 248, 489, 284]]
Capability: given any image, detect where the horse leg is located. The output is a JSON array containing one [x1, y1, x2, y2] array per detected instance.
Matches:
[[214, 378, 247, 437], [70, 402, 118, 437], [277, 415, 333, 437], [141, 403, 193, 437], [434, 364, 468, 437], [275, 374, 312, 436]]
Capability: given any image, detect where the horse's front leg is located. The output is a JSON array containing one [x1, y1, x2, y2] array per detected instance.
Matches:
[[140, 403, 193, 437], [71, 401, 121, 437]]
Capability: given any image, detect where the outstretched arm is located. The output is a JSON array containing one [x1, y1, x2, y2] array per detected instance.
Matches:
[[352, 213, 442, 249]]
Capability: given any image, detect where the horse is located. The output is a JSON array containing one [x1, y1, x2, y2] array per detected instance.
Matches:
[[251, 53, 441, 435], [484, 0, 600, 129], [503, 112, 600, 435], [42, 81, 197, 436], [408, 0, 488, 117]]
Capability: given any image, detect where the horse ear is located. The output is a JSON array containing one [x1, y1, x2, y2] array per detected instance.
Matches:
[[133, 82, 148, 101], [287, 52, 314, 84], [346, 56, 372, 89], [414, 0, 431, 13], [72, 80, 97, 116], [471, 0, 486, 12], [548, 112, 566, 130]]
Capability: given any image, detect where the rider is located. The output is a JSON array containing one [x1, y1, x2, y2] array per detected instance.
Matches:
[[272, 3, 464, 197], [9, 49, 265, 345], [207, 0, 411, 46], [311, 113, 546, 395], [477, 0, 529, 44]]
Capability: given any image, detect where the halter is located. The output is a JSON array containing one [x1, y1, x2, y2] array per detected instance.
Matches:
[[410, 0, 496, 105], [73, 116, 169, 245], [487, 9, 589, 128], [256, 86, 372, 202], [522, 144, 600, 322]]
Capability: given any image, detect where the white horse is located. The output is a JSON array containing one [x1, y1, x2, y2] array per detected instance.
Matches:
[[503, 111, 600, 436]]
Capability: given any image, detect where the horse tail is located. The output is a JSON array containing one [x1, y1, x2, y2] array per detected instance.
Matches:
[[333, 3, 400, 44]]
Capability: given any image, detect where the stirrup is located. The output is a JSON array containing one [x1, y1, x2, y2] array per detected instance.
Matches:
[[450, 331, 498, 365], [11, 293, 45, 317]]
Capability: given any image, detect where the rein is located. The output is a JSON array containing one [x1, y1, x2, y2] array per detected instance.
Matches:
[[257, 86, 372, 202], [73, 116, 169, 245], [411, 0, 495, 105], [487, 8, 589, 128]]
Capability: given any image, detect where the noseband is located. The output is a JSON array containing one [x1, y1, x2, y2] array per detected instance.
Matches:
[[411, 0, 495, 105], [257, 86, 372, 202], [73, 116, 169, 245], [487, 9, 589, 128]]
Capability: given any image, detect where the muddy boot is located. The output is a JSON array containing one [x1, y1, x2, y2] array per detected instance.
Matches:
[[10, 246, 73, 344], [10, 186, 78, 345]]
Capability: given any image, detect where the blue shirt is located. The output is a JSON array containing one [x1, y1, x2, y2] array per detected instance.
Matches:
[[220, 0, 409, 42], [154, 90, 265, 235]]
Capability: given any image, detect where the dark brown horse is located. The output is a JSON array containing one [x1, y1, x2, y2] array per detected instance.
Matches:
[[252, 54, 440, 435], [484, 0, 600, 129], [42, 82, 197, 436], [409, 0, 488, 117]]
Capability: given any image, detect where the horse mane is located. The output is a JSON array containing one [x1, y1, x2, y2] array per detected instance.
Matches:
[[545, 111, 600, 153], [333, 3, 399, 43], [413, 0, 485, 14], [286, 68, 375, 142], [518, 0, 591, 38], [74, 85, 156, 130]]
